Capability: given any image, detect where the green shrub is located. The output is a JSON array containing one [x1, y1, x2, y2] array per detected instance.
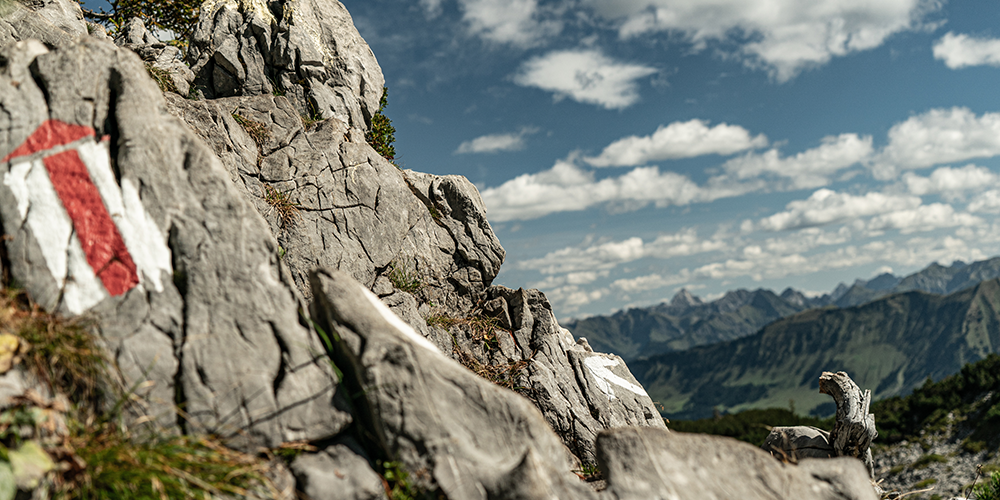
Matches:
[[911, 454, 948, 469], [78, 0, 201, 43], [874, 353, 1000, 443], [380, 460, 421, 500], [366, 87, 397, 165], [974, 472, 1000, 500]]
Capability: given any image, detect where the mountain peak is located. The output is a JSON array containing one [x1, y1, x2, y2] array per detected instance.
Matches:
[[779, 287, 808, 307], [670, 288, 703, 308]]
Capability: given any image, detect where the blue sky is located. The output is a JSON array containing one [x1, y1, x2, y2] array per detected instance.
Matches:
[[84, 0, 1000, 320]]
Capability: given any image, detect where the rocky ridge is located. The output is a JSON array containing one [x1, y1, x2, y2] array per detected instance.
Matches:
[[0, 0, 877, 498]]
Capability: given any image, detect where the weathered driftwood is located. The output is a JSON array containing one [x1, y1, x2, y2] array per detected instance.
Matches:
[[761, 371, 877, 478], [761, 426, 834, 461], [819, 371, 877, 477]]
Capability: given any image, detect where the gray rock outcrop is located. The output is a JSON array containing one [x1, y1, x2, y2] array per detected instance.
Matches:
[[597, 427, 878, 500], [0, 0, 86, 48], [187, 0, 383, 129], [163, 92, 504, 316], [462, 286, 666, 463], [310, 269, 599, 499], [0, 37, 347, 451], [0, 1, 883, 498], [114, 18, 195, 96]]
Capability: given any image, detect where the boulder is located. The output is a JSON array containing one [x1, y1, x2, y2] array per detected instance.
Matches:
[[596, 427, 878, 500], [0, 37, 349, 451], [309, 268, 598, 499], [13, 0, 86, 38], [0, 0, 84, 48], [290, 437, 388, 500], [187, 0, 384, 130]]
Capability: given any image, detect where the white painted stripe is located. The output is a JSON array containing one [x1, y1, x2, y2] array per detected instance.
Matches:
[[5, 158, 107, 314], [78, 140, 172, 293], [361, 285, 442, 354], [63, 232, 108, 314], [3, 161, 31, 220], [583, 355, 649, 401]]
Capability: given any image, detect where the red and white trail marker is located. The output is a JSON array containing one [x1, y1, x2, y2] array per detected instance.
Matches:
[[2, 120, 172, 314]]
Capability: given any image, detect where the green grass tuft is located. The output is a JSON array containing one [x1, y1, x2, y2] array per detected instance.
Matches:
[[974, 472, 1000, 500], [232, 112, 272, 150], [262, 184, 300, 228], [911, 454, 948, 469], [387, 261, 423, 294], [144, 63, 178, 94], [0, 289, 282, 499], [60, 430, 274, 499]]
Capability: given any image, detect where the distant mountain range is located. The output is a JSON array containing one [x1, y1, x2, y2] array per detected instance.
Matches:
[[564, 257, 1000, 362], [630, 278, 1000, 420]]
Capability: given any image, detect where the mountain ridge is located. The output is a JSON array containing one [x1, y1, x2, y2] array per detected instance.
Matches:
[[565, 256, 1000, 362], [630, 278, 1000, 420]]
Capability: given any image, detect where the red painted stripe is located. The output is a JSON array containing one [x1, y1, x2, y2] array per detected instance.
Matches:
[[3, 120, 96, 162], [43, 149, 139, 296]]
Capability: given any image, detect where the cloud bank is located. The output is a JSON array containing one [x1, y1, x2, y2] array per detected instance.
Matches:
[[513, 49, 658, 109], [584, 120, 767, 167], [579, 0, 940, 81], [933, 32, 1000, 69]]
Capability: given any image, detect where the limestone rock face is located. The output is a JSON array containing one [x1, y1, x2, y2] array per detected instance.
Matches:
[[309, 269, 599, 500], [596, 427, 878, 500], [187, 0, 384, 130], [114, 18, 196, 97], [458, 286, 666, 464], [163, 91, 505, 315], [15, 0, 86, 38], [0, 2, 714, 498], [0, 0, 87, 48], [0, 37, 349, 451]]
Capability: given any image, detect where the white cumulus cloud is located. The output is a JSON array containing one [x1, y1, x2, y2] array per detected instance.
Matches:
[[722, 133, 873, 188], [480, 157, 761, 221], [969, 190, 1000, 213], [875, 107, 1000, 177], [758, 189, 922, 231], [455, 127, 539, 154], [579, 0, 939, 82], [517, 229, 726, 274], [865, 204, 982, 234], [902, 164, 1000, 199], [513, 49, 658, 110], [933, 32, 1000, 69], [460, 0, 560, 47], [583, 119, 768, 167]]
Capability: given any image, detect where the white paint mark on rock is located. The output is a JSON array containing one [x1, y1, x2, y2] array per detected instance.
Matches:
[[4, 158, 108, 314], [583, 355, 649, 401], [361, 286, 441, 354], [79, 140, 172, 293], [3, 161, 31, 220], [62, 234, 107, 314]]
